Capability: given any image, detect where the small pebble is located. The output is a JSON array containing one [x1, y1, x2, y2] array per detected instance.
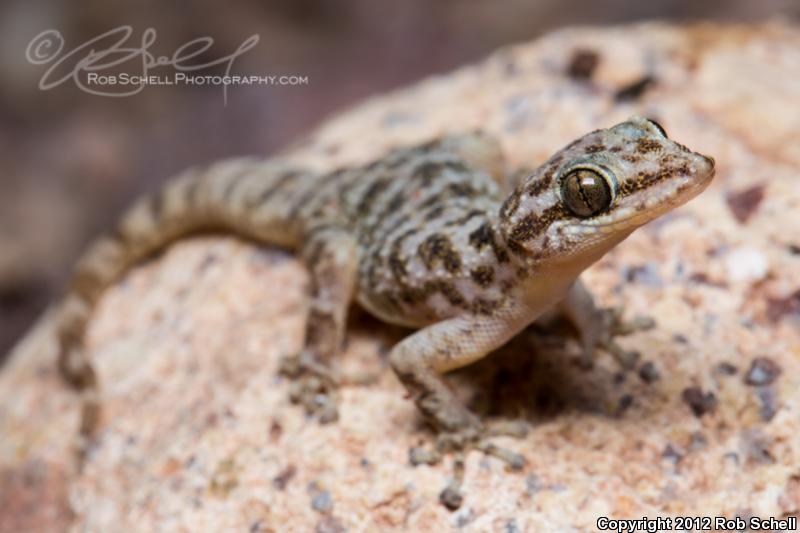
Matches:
[[625, 263, 663, 287], [617, 394, 634, 414], [744, 357, 781, 386], [638, 361, 661, 383], [766, 289, 800, 322], [311, 491, 333, 514], [714, 362, 738, 376], [272, 465, 296, 490], [682, 387, 717, 417], [755, 386, 779, 421]]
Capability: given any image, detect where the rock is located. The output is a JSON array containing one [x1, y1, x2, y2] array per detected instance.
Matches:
[[638, 361, 661, 383], [681, 387, 718, 417], [2, 21, 800, 531], [724, 246, 769, 283], [744, 357, 782, 386]]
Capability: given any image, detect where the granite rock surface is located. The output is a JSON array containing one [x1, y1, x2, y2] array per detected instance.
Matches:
[[1, 21, 799, 532]]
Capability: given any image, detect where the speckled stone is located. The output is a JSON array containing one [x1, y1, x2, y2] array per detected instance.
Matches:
[[2, 21, 800, 532]]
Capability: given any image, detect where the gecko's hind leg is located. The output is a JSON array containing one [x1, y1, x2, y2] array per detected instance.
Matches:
[[389, 311, 530, 510], [560, 279, 655, 370], [279, 226, 357, 424]]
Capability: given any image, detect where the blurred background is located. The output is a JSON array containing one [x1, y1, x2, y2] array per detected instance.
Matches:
[[0, 0, 796, 359]]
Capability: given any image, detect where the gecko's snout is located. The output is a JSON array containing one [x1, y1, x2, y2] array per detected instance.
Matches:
[[693, 151, 716, 185]]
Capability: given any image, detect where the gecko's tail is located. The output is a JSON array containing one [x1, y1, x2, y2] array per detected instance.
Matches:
[[55, 157, 312, 440]]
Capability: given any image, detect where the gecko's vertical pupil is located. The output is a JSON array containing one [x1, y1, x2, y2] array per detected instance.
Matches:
[[561, 169, 612, 217]]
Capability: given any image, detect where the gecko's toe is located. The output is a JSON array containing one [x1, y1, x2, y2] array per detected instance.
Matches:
[[476, 441, 527, 470], [280, 353, 340, 423], [439, 453, 466, 510], [486, 419, 529, 439], [602, 340, 641, 370], [583, 307, 655, 370], [409, 419, 528, 510], [409, 445, 441, 466]]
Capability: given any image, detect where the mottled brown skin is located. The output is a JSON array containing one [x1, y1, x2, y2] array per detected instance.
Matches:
[[55, 117, 715, 509]]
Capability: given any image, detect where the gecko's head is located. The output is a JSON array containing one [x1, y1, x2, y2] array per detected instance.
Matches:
[[499, 116, 715, 266]]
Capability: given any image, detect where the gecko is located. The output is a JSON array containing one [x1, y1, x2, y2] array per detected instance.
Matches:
[[55, 116, 715, 509]]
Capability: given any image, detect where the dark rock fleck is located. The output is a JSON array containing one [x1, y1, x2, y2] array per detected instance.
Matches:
[[723, 452, 739, 464], [714, 362, 738, 376], [617, 394, 634, 414], [688, 272, 727, 288], [788, 244, 800, 255], [625, 263, 663, 287], [615, 75, 655, 102], [567, 49, 600, 80], [682, 387, 717, 417], [766, 289, 800, 323], [672, 333, 689, 344], [638, 361, 661, 383], [272, 465, 296, 490], [689, 432, 708, 451], [269, 420, 283, 442], [755, 386, 779, 421], [316, 516, 345, 533], [662, 444, 683, 464], [726, 184, 766, 224], [740, 429, 775, 465], [744, 357, 781, 386], [440, 487, 463, 511]]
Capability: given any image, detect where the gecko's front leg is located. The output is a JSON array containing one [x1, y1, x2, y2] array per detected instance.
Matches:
[[559, 279, 655, 370], [388, 307, 532, 510], [279, 225, 358, 423]]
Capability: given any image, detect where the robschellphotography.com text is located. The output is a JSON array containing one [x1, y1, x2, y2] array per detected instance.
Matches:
[[85, 73, 309, 88], [597, 515, 797, 532]]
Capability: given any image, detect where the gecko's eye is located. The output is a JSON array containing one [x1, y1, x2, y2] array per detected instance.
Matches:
[[646, 118, 668, 138], [561, 168, 614, 217]]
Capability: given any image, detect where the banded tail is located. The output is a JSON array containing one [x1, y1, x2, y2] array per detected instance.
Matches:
[[56, 157, 314, 394]]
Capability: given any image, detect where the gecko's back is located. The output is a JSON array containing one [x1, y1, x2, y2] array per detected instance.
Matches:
[[56, 133, 506, 387]]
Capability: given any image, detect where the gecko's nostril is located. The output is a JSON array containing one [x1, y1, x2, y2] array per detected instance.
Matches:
[[703, 155, 715, 168]]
